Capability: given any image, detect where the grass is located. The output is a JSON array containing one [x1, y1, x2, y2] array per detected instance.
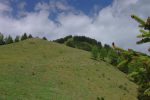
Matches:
[[0, 38, 138, 100]]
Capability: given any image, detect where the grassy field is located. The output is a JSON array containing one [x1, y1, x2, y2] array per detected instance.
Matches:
[[0, 38, 138, 100]]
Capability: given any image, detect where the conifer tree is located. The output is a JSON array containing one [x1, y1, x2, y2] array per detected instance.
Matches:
[[131, 15, 150, 52], [28, 34, 33, 38], [0, 33, 4, 45], [5, 35, 13, 44], [15, 36, 20, 42], [21, 33, 28, 41], [43, 37, 47, 40]]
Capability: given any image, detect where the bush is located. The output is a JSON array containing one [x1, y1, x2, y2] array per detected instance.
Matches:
[[66, 39, 75, 48], [99, 48, 107, 60], [117, 60, 129, 73], [91, 46, 99, 59], [107, 49, 118, 65]]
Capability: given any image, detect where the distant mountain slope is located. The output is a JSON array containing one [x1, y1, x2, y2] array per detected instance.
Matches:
[[0, 38, 138, 100], [54, 35, 103, 51]]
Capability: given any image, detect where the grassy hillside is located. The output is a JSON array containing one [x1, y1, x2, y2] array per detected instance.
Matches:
[[0, 38, 138, 100]]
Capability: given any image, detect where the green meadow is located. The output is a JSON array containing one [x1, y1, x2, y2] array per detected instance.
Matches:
[[0, 38, 138, 100]]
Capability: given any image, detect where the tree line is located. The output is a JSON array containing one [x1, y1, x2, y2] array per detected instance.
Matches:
[[0, 33, 47, 45]]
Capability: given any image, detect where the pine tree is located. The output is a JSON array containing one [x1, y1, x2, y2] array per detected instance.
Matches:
[[42, 37, 47, 40], [21, 33, 28, 41], [131, 15, 150, 52], [5, 35, 13, 44], [15, 36, 20, 42], [28, 34, 33, 38], [0, 33, 4, 45]]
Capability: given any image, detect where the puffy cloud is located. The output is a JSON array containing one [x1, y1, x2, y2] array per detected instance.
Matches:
[[0, 0, 150, 54]]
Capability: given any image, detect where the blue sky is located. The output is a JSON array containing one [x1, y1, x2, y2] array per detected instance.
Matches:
[[0, 0, 150, 53], [9, 0, 113, 17]]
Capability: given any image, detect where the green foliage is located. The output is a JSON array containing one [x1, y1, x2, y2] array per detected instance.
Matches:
[[104, 44, 111, 52], [0, 33, 4, 45], [131, 15, 150, 52], [73, 36, 101, 46], [66, 39, 75, 48], [75, 42, 92, 51], [144, 87, 150, 96], [5, 35, 13, 44], [128, 68, 147, 84], [91, 46, 99, 59], [117, 60, 129, 73], [42, 37, 47, 40], [15, 36, 20, 42], [107, 49, 118, 65], [28, 34, 33, 38], [54, 35, 103, 51], [131, 15, 145, 27], [99, 48, 107, 60], [54, 35, 72, 43], [21, 33, 28, 41], [138, 83, 150, 100], [137, 38, 150, 44], [131, 15, 150, 100]]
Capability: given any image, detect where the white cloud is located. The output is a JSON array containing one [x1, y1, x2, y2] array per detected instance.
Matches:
[[0, 0, 150, 54], [35, 0, 75, 13], [0, 1, 12, 14]]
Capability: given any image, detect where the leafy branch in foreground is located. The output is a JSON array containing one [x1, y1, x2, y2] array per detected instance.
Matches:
[[131, 15, 150, 100], [131, 15, 150, 52]]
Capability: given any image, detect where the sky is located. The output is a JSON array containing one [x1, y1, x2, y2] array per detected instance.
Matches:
[[0, 0, 150, 54]]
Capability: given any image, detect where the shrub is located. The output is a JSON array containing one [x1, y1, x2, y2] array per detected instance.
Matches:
[[99, 48, 107, 60], [91, 46, 99, 59], [117, 60, 129, 73], [66, 39, 75, 48]]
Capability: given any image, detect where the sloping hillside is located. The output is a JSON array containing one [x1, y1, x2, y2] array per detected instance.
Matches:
[[0, 38, 138, 100]]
